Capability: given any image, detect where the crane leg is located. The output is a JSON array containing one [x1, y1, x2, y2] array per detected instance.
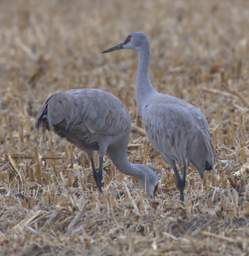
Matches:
[[96, 144, 108, 191], [180, 163, 187, 202], [97, 155, 104, 190], [90, 157, 103, 192], [172, 162, 186, 202]]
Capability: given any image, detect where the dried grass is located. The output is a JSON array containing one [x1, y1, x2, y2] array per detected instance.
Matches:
[[0, 0, 249, 255]]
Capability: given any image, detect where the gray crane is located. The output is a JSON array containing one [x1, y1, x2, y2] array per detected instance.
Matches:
[[103, 32, 214, 201], [36, 88, 158, 197]]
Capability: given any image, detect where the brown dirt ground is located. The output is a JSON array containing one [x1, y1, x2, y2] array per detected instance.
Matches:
[[0, 0, 249, 255]]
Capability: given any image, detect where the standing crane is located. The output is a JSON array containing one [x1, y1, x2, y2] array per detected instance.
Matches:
[[36, 88, 158, 197], [103, 32, 214, 201]]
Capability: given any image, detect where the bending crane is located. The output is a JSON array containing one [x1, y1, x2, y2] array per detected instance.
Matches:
[[36, 88, 158, 197]]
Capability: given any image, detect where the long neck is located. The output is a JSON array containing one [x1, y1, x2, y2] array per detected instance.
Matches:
[[108, 142, 144, 180], [136, 42, 155, 113]]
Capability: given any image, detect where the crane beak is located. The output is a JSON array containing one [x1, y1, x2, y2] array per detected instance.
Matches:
[[102, 42, 124, 53]]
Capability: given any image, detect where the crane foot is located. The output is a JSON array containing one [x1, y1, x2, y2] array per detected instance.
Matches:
[[179, 191, 185, 202]]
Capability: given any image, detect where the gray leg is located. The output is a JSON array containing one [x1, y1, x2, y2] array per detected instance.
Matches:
[[90, 156, 102, 192], [180, 163, 187, 201], [96, 144, 108, 191], [199, 169, 204, 179], [97, 155, 104, 189], [172, 161, 186, 202]]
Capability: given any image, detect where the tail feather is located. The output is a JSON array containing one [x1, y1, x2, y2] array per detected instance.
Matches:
[[205, 160, 213, 171], [35, 92, 69, 134], [189, 130, 214, 176], [35, 95, 53, 130]]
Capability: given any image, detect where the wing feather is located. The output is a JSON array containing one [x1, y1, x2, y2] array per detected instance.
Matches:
[[142, 93, 214, 169], [142, 103, 192, 164], [36, 89, 131, 151], [67, 89, 131, 137]]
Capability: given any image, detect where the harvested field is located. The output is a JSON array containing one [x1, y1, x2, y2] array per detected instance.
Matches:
[[0, 0, 249, 255]]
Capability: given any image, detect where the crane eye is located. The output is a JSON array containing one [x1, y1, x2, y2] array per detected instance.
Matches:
[[124, 35, 132, 44]]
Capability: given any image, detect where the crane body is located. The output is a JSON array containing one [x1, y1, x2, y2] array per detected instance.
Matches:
[[36, 88, 158, 197], [103, 32, 214, 201]]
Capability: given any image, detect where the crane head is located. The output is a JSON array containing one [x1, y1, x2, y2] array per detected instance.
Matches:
[[102, 32, 149, 53], [136, 164, 159, 198]]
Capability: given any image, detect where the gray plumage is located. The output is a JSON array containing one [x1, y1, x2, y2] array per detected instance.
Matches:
[[36, 88, 158, 197], [103, 32, 214, 201]]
